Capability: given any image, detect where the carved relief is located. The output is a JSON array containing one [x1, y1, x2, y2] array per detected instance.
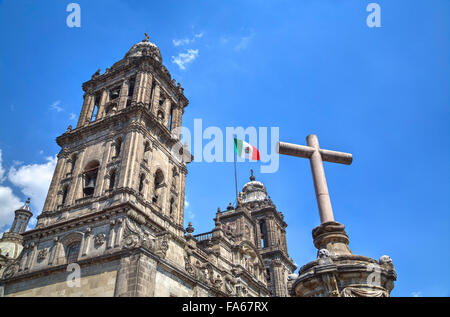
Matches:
[[2, 263, 19, 279], [94, 233, 106, 247], [37, 248, 48, 262]]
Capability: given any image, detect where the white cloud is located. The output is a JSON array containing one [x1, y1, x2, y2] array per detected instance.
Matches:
[[0, 186, 22, 231], [411, 291, 422, 297], [173, 38, 191, 47], [0, 150, 5, 182], [172, 49, 199, 70], [172, 32, 204, 47], [69, 113, 76, 121], [235, 35, 252, 51], [184, 198, 194, 220], [8, 155, 57, 212], [0, 150, 23, 230], [50, 100, 63, 112]]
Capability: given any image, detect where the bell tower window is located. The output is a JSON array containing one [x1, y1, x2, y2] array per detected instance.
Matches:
[[83, 161, 100, 197], [61, 185, 69, 205], [66, 242, 81, 264], [260, 220, 268, 248], [152, 170, 164, 204], [113, 138, 122, 158], [138, 174, 145, 194], [109, 169, 116, 190], [169, 197, 175, 218]]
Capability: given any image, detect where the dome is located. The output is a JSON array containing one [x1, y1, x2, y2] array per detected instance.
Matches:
[[241, 170, 268, 204], [17, 198, 32, 213], [125, 33, 162, 63]]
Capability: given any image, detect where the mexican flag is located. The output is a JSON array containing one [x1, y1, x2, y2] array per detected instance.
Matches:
[[234, 138, 260, 161]]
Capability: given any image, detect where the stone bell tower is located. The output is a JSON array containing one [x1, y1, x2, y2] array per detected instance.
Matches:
[[38, 33, 189, 236], [217, 171, 297, 296], [0, 34, 194, 297]]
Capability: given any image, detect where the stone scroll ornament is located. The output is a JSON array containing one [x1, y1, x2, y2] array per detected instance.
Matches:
[[2, 263, 19, 279]]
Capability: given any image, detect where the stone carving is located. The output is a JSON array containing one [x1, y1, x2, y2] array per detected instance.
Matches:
[[2, 263, 19, 279], [224, 275, 236, 295], [123, 234, 140, 249], [379, 255, 392, 265], [37, 248, 48, 262], [156, 233, 169, 258], [184, 254, 197, 278], [317, 248, 333, 265], [94, 233, 106, 247], [341, 287, 388, 297]]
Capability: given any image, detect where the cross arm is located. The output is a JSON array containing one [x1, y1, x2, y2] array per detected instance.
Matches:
[[276, 141, 353, 165]]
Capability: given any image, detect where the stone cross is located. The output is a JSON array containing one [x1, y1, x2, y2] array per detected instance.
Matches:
[[276, 134, 353, 224]]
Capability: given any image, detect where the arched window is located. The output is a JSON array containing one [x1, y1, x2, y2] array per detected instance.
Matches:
[[62, 185, 69, 205], [67, 242, 81, 264], [152, 170, 164, 204], [266, 268, 272, 283], [169, 106, 173, 131], [69, 154, 77, 175], [128, 77, 135, 97], [90, 94, 101, 122], [260, 220, 268, 248], [109, 169, 116, 190], [171, 167, 178, 190], [157, 110, 164, 121], [113, 138, 122, 158], [143, 141, 151, 163], [138, 174, 145, 194], [83, 161, 100, 197], [169, 197, 175, 218]]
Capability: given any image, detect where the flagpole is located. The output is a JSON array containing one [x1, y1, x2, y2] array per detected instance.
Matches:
[[233, 137, 238, 204]]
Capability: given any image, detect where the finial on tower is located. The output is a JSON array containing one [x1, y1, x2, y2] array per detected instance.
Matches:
[[250, 169, 255, 181], [144, 32, 150, 42], [26, 197, 31, 206]]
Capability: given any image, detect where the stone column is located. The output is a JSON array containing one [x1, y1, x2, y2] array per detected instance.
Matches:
[[25, 242, 37, 270], [118, 79, 129, 110], [117, 132, 135, 189], [163, 99, 172, 128], [81, 228, 92, 256], [151, 84, 160, 116], [94, 142, 110, 197], [255, 222, 262, 249], [67, 150, 86, 205], [178, 171, 187, 227], [143, 73, 153, 106], [170, 106, 183, 138], [133, 71, 152, 105], [96, 89, 109, 119], [19, 245, 29, 272], [114, 219, 124, 248], [77, 93, 95, 128], [42, 152, 67, 213], [48, 237, 60, 266], [265, 217, 275, 247], [107, 220, 116, 249]]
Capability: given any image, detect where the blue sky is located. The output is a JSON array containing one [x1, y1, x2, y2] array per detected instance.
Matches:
[[0, 0, 449, 297]]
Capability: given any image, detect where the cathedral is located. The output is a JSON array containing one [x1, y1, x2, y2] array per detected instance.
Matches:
[[0, 34, 396, 297]]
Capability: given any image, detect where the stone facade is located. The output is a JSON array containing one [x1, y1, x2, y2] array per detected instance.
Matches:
[[0, 35, 293, 297]]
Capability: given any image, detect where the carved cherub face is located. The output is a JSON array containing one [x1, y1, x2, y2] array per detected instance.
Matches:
[[318, 249, 331, 258]]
